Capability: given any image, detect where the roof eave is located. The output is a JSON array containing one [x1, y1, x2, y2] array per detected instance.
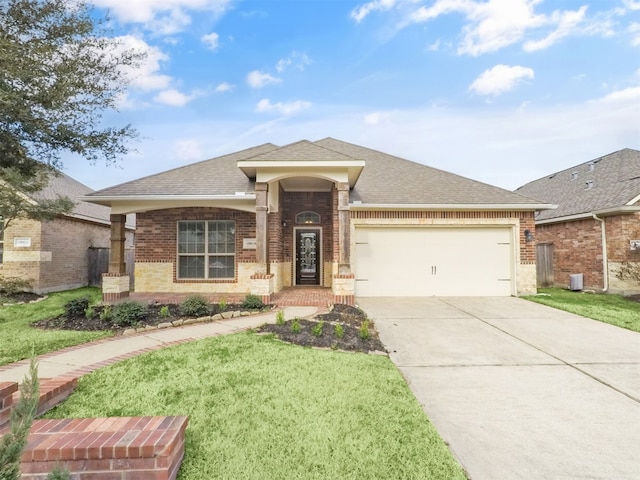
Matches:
[[349, 203, 556, 211], [83, 194, 257, 214], [536, 205, 640, 225]]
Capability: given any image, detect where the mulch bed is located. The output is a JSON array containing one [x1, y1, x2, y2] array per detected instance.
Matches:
[[257, 304, 386, 354]]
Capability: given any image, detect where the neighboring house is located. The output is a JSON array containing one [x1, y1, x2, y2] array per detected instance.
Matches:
[[85, 138, 552, 304], [516, 148, 640, 295], [0, 172, 135, 294]]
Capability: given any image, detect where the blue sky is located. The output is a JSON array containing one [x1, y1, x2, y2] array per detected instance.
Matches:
[[64, 0, 639, 192]]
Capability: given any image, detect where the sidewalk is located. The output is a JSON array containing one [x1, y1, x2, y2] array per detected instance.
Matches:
[[0, 306, 318, 384]]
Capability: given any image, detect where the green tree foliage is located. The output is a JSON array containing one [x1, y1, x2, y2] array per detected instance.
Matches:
[[0, 0, 143, 175], [0, 359, 39, 480]]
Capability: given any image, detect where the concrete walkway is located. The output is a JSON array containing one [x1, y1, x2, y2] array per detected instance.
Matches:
[[357, 296, 640, 480], [0, 306, 317, 384]]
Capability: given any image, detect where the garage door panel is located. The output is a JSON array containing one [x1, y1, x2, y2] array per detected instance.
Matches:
[[354, 227, 513, 297]]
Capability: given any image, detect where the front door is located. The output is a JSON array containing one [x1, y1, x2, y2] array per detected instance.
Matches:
[[295, 229, 321, 285]]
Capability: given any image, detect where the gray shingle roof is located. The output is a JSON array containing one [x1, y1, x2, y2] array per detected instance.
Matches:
[[315, 138, 542, 205], [87, 138, 545, 207], [33, 172, 115, 225], [515, 148, 640, 221]]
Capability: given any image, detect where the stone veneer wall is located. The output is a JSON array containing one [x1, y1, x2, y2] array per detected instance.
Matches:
[[350, 210, 537, 296]]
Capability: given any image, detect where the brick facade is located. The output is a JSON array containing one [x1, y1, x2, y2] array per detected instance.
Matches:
[[1, 216, 133, 294], [536, 212, 640, 293]]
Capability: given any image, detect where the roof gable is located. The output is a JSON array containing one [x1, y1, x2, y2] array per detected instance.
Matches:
[[515, 148, 640, 221]]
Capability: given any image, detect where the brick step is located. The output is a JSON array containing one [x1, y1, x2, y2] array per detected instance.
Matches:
[[21, 415, 189, 480], [0, 377, 77, 434]]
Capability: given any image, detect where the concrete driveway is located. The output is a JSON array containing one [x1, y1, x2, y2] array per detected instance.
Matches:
[[357, 296, 640, 480]]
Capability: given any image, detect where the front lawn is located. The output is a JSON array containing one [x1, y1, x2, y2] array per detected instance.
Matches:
[[45, 332, 466, 480], [0, 287, 111, 366], [525, 288, 640, 332]]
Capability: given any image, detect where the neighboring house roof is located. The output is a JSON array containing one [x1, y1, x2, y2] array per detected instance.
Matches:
[[515, 148, 640, 222], [86, 138, 550, 210], [32, 171, 134, 227]]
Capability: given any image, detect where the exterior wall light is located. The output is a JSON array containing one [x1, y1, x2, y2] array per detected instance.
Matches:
[[524, 229, 534, 242]]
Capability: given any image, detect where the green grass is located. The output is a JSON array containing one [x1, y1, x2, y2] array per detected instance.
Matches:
[[525, 288, 640, 332], [0, 287, 111, 366], [45, 333, 466, 480]]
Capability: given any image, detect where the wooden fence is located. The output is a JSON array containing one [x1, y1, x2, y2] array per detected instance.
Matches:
[[88, 247, 135, 288], [536, 243, 554, 287]]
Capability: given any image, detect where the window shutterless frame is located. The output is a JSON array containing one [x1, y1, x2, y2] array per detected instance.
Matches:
[[176, 220, 235, 279]]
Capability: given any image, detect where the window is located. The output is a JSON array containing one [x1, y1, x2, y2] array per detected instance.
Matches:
[[177, 220, 235, 279], [295, 211, 320, 224]]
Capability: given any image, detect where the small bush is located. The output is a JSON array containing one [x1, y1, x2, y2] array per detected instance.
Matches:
[[334, 324, 344, 339], [0, 275, 33, 296], [359, 320, 371, 341], [242, 294, 264, 310], [159, 305, 170, 318], [64, 298, 90, 319], [180, 295, 210, 317], [99, 305, 113, 322], [218, 298, 227, 312], [276, 310, 285, 325], [84, 306, 95, 319], [113, 301, 148, 328], [291, 318, 301, 334], [311, 321, 324, 337]]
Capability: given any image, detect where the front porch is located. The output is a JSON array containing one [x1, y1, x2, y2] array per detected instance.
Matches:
[[129, 287, 335, 308]]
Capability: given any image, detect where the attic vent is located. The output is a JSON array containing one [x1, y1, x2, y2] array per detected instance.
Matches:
[[587, 161, 596, 172], [584, 180, 593, 190], [571, 171, 578, 180], [548, 174, 556, 179]]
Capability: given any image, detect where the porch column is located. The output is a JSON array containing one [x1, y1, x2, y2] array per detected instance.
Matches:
[[103, 213, 130, 303], [337, 182, 351, 272], [255, 183, 268, 274]]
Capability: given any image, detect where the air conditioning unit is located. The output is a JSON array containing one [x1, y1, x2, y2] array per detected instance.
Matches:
[[569, 274, 583, 291]]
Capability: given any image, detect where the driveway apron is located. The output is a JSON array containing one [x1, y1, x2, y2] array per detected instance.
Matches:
[[357, 296, 640, 480]]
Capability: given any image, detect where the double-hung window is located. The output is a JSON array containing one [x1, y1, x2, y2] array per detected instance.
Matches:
[[177, 220, 235, 279]]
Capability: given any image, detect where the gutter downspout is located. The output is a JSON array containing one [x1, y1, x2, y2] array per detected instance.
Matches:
[[592, 213, 609, 292]]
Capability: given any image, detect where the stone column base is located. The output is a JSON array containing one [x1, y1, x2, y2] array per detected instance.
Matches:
[[102, 274, 130, 303], [333, 273, 355, 306], [250, 273, 275, 304]]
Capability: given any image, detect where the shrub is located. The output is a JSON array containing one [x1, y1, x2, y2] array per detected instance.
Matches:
[[179, 295, 210, 317], [334, 324, 345, 339], [311, 321, 324, 337], [159, 305, 170, 318], [0, 276, 33, 296], [99, 305, 112, 322], [217, 298, 227, 312], [113, 301, 148, 328], [291, 318, 301, 334], [359, 320, 371, 341], [64, 298, 90, 319], [242, 294, 264, 310], [84, 306, 95, 319], [276, 310, 285, 325]]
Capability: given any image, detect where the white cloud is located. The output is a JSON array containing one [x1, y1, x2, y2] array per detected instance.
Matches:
[[469, 64, 534, 96], [115, 35, 172, 91], [524, 6, 587, 52], [247, 70, 281, 88], [594, 85, 640, 103], [276, 52, 312, 73], [256, 99, 311, 115], [154, 89, 193, 106], [201, 32, 220, 50], [215, 82, 234, 93], [364, 111, 392, 125], [351, 0, 398, 23], [624, 0, 640, 10], [173, 138, 204, 161], [630, 22, 640, 46], [408, 0, 590, 55], [91, 0, 231, 34]]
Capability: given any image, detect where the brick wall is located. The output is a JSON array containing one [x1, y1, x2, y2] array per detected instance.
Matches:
[[536, 212, 640, 292], [1, 216, 128, 294], [136, 207, 256, 284]]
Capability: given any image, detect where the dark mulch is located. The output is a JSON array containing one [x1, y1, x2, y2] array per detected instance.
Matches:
[[33, 303, 266, 333], [257, 304, 386, 354], [0, 291, 44, 304]]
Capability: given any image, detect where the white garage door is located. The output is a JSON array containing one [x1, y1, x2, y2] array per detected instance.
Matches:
[[354, 227, 513, 297]]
